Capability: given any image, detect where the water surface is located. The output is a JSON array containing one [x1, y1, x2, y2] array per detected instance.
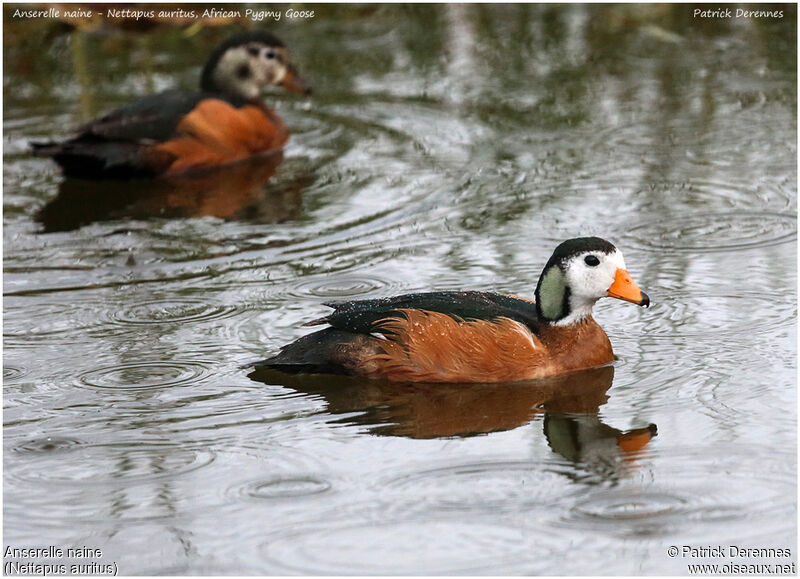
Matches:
[[3, 4, 797, 574]]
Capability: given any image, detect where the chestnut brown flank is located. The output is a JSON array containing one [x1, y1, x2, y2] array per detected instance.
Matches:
[[357, 309, 614, 382]]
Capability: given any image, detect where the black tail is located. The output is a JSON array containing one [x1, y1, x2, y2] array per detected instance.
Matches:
[[249, 328, 378, 376], [31, 139, 160, 179]]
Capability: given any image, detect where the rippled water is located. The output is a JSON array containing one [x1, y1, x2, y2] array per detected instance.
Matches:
[[3, 5, 797, 575]]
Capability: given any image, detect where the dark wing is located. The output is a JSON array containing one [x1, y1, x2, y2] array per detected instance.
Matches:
[[76, 90, 212, 142], [308, 291, 541, 335]]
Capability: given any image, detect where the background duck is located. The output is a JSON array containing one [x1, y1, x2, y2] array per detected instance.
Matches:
[[257, 237, 650, 382], [32, 31, 310, 179]]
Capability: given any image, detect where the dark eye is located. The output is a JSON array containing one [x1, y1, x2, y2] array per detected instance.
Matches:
[[265, 50, 275, 59], [247, 46, 260, 57], [584, 255, 600, 267]]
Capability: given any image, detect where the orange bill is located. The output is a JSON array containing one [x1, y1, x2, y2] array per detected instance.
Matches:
[[280, 66, 312, 96], [607, 269, 650, 307]]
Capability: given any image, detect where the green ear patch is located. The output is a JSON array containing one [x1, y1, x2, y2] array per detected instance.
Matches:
[[538, 266, 567, 321]]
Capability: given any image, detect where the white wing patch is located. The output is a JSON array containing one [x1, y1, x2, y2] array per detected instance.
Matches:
[[509, 320, 537, 349]]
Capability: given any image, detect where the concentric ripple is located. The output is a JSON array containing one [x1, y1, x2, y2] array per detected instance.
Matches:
[[555, 445, 795, 541], [3, 445, 329, 526], [381, 460, 569, 515], [624, 212, 796, 253], [572, 490, 688, 520], [612, 290, 795, 338], [557, 486, 740, 539], [3, 364, 28, 382], [78, 361, 210, 390], [290, 273, 391, 300], [110, 298, 237, 325], [8, 443, 216, 486], [260, 519, 547, 575], [230, 476, 332, 501], [678, 178, 794, 211], [3, 300, 113, 347], [12, 436, 84, 453]]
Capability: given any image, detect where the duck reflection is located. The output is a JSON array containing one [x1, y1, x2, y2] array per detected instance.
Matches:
[[36, 151, 308, 232], [248, 364, 656, 463], [544, 413, 657, 484]]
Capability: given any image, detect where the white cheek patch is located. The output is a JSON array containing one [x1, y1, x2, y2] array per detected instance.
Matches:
[[555, 248, 627, 326], [564, 255, 611, 297], [213, 48, 257, 98], [215, 48, 249, 79]]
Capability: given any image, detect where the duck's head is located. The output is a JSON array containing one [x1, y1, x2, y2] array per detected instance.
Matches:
[[200, 31, 311, 101], [534, 237, 649, 326]]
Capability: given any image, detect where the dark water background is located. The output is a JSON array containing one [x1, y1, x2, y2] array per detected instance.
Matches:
[[3, 4, 797, 574]]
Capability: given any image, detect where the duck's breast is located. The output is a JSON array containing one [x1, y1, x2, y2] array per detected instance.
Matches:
[[154, 99, 288, 173]]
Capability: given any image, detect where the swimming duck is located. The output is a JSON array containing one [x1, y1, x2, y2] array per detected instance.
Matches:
[[33, 31, 310, 178], [257, 237, 650, 382]]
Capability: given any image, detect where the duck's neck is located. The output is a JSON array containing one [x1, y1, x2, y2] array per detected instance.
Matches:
[[548, 298, 597, 327], [200, 61, 221, 94]]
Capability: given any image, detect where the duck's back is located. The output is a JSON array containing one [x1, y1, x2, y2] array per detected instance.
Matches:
[[310, 290, 541, 332]]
